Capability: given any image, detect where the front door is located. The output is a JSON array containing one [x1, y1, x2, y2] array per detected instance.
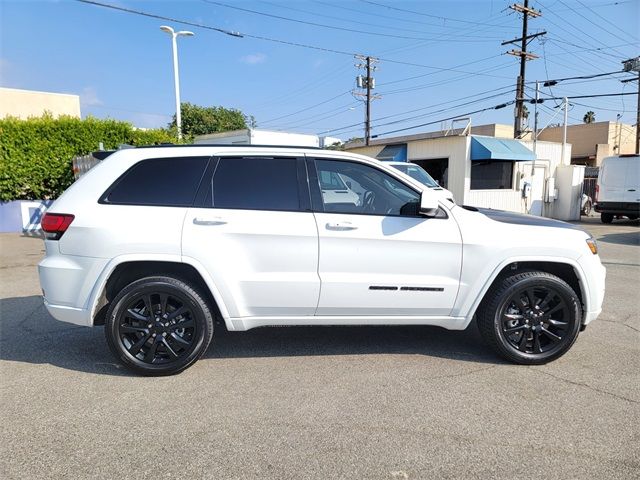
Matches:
[[182, 155, 320, 318], [309, 156, 462, 317]]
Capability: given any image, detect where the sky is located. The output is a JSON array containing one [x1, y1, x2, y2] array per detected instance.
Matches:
[[0, 0, 638, 141]]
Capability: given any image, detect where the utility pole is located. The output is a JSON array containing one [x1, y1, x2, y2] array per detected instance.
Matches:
[[502, 1, 545, 139], [562, 97, 569, 165], [354, 55, 380, 145], [621, 57, 640, 154]]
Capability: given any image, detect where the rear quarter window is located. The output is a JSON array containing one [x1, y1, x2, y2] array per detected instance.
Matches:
[[101, 156, 209, 206]]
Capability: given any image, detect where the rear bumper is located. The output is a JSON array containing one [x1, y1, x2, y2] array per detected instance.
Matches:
[[594, 202, 640, 215], [38, 243, 108, 327], [43, 299, 91, 326]]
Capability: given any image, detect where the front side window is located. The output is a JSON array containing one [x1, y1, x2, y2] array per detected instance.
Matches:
[[470, 160, 514, 190], [313, 159, 420, 216], [211, 157, 301, 211], [102, 156, 209, 206]]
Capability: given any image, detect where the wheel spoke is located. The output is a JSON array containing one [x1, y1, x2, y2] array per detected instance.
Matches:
[[505, 325, 526, 334], [159, 293, 168, 315], [546, 303, 563, 316], [128, 334, 150, 356], [161, 338, 179, 359], [143, 294, 155, 318], [533, 329, 542, 353], [169, 317, 195, 330], [167, 306, 187, 321], [518, 330, 530, 351], [120, 324, 148, 334], [548, 318, 568, 327], [538, 292, 554, 310], [126, 308, 147, 322], [169, 332, 191, 348], [525, 288, 537, 307], [513, 295, 528, 311], [541, 327, 562, 342], [504, 313, 524, 321], [144, 339, 159, 363]]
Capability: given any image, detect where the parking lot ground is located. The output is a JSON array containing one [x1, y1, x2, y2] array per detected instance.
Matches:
[[1, 218, 639, 479]]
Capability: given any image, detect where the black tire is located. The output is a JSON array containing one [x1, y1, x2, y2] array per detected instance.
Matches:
[[105, 276, 214, 376], [477, 271, 582, 365], [582, 201, 591, 216], [627, 215, 638, 220], [601, 212, 614, 224]]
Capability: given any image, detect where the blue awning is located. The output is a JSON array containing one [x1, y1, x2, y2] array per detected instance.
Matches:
[[376, 144, 407, 162], [471, 136, 535, 162]]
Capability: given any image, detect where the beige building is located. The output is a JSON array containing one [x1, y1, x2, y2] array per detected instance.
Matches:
[[536, 121, 635, 166], [0, 87, 81, 119], [344, 128, 581, 220]]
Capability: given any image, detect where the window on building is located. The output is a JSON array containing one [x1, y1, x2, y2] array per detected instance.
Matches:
[[102, 156, 209, 206], [470, 161, 514, 190], [211, 157, 301, 211]]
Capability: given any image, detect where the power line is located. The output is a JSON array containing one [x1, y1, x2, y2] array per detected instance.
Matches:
[[203, 1, 502, 42], [360, 0, 519, 28], [259, 90, 352, 124], [371, 104, 514, 138], [74, 0, 358, 56], [257, 0, 506, 39], [562, 0, 637, 45]]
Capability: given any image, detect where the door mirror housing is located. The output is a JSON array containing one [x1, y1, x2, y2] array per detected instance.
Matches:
[[419, 190, 439, 216]]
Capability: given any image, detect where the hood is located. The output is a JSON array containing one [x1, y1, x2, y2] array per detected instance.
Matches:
[[460, 205, 584, 231]]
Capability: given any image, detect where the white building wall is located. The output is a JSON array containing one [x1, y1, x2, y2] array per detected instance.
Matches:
[[407, 136, 470, 203]]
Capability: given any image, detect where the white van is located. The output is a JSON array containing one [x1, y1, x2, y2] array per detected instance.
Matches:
[[595, 154, 640, 223]]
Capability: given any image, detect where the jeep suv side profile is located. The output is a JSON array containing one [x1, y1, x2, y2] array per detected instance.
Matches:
[[39, 146, 606, 375]]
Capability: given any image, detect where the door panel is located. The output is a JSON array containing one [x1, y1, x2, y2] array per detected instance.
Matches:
[[624, 159, 639, 204], [183, 209, 320, 317], [308, 156, 462, 317], [314, 213, 462, 316]]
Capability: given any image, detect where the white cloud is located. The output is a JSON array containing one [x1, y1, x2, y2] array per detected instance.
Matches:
[[239, 53, 267, 65], [80, 86, 103, 106]]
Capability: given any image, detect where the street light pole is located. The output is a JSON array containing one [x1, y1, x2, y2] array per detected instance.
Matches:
[[160, 26, 194, 140]]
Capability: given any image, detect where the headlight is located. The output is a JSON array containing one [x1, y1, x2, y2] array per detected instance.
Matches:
[[586, 237, 598, 255]]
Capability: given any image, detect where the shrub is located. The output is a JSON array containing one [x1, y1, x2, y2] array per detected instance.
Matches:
[[0, 115, 177, 201]]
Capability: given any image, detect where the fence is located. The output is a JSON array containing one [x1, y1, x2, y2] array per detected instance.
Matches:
[[582, 167, 599, 201]]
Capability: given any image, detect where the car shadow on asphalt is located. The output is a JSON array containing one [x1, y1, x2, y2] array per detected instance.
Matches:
[[0, 296, 504, 377], [598, 231, 640, 246]]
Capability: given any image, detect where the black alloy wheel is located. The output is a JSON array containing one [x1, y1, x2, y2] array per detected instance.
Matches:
[[105, 276, 213, 376], [477, 271, 581, 364]]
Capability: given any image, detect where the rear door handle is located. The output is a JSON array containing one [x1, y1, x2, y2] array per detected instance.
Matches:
[[193, 217, 227, 226], [628, 189, 636, 192], [326, 222, 357, 231]]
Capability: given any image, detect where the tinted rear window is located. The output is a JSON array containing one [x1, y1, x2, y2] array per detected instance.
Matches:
[[103, 157, 209, 206], [212, 157, 300, 211]]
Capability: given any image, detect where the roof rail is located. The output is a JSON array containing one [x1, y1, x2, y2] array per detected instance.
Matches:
[[134, 143, 323, 150]]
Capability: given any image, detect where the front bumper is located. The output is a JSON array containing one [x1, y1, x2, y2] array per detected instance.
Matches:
[[577, 254, 606, 325]]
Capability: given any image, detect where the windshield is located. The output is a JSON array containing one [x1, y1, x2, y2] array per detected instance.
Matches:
[[391, 164, 439, 188]]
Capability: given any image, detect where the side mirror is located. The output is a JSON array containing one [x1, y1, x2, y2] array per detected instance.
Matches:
[[419, 190, 439, 216]]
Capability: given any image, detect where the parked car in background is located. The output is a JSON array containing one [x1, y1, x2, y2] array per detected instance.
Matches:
[[595, 154, 640, 223], [40, 145, 605, 375], [386, 161, 455, 202]]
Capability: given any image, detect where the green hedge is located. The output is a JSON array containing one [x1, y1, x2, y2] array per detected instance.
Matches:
[[0, 115, 178, 201]]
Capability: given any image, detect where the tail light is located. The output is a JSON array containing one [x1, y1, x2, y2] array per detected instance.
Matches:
[[595, 184, 599, 203], [41, 213, 75, 240]]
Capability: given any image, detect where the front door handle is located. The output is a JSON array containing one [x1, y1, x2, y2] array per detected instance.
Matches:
[[326, 222, 357, 231], [193, 217, 227, 226], [628, 189, 636, 192]]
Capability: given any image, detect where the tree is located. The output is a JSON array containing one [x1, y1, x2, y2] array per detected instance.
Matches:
[[583, 111, 596, 124], [168, 103, 252, 138]]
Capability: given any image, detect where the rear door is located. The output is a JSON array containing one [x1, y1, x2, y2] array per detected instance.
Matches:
[[623, 157, 640, 204], [182, 155, 320, 318], [308, 156, 462, 317], [599, 158, 627, 203]]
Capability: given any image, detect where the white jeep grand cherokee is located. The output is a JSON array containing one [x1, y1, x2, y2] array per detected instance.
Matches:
[[39, 145, 606, 375]]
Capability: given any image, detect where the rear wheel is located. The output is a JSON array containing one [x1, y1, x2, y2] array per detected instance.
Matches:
[[477, 271, 581, 365], [105, 276, 214, 376], [601, 212, 614, 224]]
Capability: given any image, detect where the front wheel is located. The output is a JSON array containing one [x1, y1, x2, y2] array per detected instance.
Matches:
[[477, 271, 581, 365], [105, 276, 214, 376], [601, 212, 614, 224]]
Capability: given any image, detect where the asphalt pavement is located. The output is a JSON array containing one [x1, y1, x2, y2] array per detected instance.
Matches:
[[0, 217, 638, 479]]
